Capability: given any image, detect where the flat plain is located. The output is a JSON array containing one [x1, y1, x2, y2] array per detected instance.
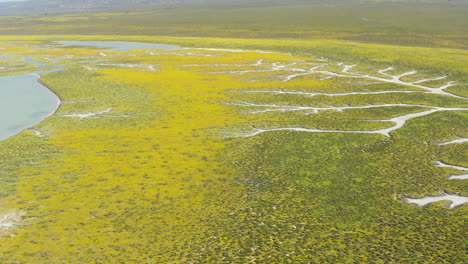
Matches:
[[0, 1, 467, 263]]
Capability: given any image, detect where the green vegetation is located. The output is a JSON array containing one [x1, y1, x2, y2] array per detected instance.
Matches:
[[0, 37, 465, 263], [0, 1, 466, 262]]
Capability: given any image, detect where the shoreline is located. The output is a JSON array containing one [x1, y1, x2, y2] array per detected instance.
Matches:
[[37, 77, 63, 113]]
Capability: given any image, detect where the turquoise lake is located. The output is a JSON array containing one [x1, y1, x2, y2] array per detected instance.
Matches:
[[0, 73, 60, 141]]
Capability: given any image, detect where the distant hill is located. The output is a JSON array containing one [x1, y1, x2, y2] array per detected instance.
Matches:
[[0, 0, 283, 15], [0, 0, 463, 16]]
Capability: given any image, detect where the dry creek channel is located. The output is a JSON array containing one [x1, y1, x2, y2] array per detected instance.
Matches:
[[0, 40, 466, 209]]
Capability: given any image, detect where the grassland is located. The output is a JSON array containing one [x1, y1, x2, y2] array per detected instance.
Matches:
[[0, 1, 467, 48], [0, 35, 466, 263], [0, 3, 467, 263]]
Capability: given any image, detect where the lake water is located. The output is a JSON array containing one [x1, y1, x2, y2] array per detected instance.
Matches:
[[0, 41, 178, 141], [0, 73, 60, 141]]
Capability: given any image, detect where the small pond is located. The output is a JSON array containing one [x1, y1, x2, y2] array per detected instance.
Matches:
[[55, 41, 179, 51]]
